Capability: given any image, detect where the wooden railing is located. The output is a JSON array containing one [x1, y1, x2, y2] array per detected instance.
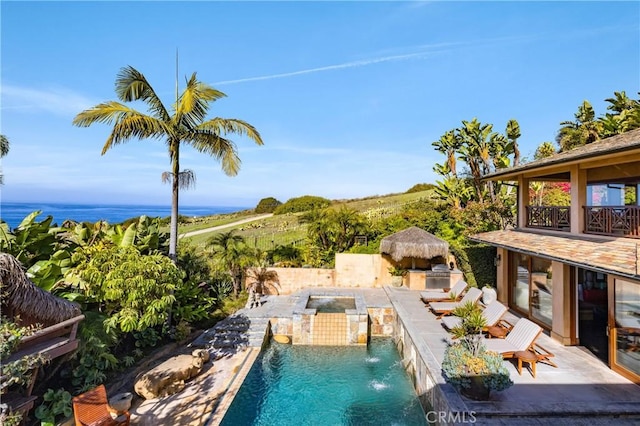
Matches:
[[526, 206, 571, 231], [584, 206, 640, 238]]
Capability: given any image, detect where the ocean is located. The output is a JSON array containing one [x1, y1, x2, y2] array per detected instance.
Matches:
[[0, 202, 249, 229]]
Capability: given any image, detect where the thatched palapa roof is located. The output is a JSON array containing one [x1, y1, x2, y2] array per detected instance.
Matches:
[[380, 226, 449, 262], [0, 253, 81, 327]]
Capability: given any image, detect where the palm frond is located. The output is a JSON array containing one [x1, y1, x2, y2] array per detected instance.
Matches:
[[187, 132, 241, 176], [73, 101, 137, 127], [200, 118, 264, 146], [176, 73, 226, 129], [115, 66, 171, 122], [160, 170, 196, 189], [0, 134, 9, 158], [100, 113, 167, 154]]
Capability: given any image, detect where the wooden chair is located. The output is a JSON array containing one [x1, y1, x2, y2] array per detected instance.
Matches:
[[481, 317, 543, 359], [429, 287, 483, 319], [441, 300, 509, 332], [72, 385, 130, 426], [420, 280, 468, 303]]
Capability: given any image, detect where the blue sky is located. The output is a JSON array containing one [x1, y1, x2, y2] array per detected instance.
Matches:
[[1, 1, 639, 208]]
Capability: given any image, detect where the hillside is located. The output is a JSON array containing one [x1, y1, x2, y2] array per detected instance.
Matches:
[[179, 190, 434, 249]]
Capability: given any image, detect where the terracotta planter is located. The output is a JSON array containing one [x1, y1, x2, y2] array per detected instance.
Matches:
[[461, 375, 490, 401]]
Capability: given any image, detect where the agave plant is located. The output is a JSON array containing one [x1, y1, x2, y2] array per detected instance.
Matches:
[[442, 301, 513, 399]]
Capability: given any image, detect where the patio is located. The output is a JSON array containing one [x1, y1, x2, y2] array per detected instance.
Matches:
[[386, 287, 640, 425]]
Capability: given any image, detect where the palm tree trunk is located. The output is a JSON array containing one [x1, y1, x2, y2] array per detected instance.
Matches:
[[169, 141, 180, 263]]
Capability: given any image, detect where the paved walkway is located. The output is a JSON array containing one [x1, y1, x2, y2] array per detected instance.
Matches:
[[179, 213, 273, 238]]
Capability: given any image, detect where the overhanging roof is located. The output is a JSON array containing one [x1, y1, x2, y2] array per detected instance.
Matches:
[[484, 128, 640, 181], [470, 229, 639, 279]]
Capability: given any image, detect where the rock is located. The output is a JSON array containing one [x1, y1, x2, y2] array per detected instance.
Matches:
[[134, 350, 210, 399]]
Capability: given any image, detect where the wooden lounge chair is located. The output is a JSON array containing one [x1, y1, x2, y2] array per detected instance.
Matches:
[[72, 384, 130, 426], [429, 287, 483, 319], [481, 318, 557, 375], [441, 300, 509, 332], [420, 280, 468, 303]]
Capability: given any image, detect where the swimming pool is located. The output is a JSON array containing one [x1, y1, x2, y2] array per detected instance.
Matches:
[[219, 337, 427, 425]]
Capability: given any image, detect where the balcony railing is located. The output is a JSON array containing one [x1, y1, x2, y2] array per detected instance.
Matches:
[[526, 206, 570, 231], [584, 206, 640, 238]]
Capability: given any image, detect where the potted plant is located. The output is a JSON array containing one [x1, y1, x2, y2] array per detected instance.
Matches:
[[441, 302, 513, 400], [388, 266, 407, 287]]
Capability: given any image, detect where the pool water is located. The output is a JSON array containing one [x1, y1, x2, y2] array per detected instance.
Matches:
[[306, 296, 356, 313], [219, 338, 427, 426]]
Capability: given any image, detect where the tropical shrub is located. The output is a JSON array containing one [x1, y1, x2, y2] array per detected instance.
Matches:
[[0, 316, 46, 396], [64, 311, 119, 392], [34, 388, 73, 426], [65, 243, 179, 333], [267, 244, 303, 267], [273, 195, 331, 215], [255, 197, 282, 213], [0, 211, 70, 268]]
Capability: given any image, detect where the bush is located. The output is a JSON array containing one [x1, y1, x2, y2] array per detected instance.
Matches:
[[273, 195, 331, 215], [255, 197, 282, 213], [406, 183, 436, 193]]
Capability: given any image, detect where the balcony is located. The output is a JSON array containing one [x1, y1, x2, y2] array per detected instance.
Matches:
[[526, 206, 571, 232], [584, 206, 640, 238]]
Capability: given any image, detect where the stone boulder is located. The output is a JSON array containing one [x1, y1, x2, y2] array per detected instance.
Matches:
[[134, 349, 210, 399]]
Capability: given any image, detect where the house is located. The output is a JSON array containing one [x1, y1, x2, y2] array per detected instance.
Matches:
[[470, 127, 640, 384]]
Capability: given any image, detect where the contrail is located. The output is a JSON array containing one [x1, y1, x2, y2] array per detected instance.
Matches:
[[212, 51, 432, 85]]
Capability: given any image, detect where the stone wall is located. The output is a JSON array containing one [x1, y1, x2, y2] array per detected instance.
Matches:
[[368, 307, 395, 337]]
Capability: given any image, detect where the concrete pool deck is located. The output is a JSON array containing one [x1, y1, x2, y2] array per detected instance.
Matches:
[[385, 286, 640, 425], [132, 287, 640, 425]]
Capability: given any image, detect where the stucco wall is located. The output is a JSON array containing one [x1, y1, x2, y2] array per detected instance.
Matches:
[[267, 267, 335, 294], [258, 254, 399, 294], [335, 253, 384, 287]]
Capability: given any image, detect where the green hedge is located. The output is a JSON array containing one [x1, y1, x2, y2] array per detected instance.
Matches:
[[450, 240, 496, 288]]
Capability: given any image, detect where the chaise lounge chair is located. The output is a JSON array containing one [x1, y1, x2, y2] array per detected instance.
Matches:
[[429, 287, 483, 319], [72, 384, 130, 426], [482, 317, 557, 372], [441, 300, 509, 332], [420, 280, 468, 303]]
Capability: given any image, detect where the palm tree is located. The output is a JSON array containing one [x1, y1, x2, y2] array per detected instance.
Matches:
[[556, 101, 601, 151], [73, 66, 263, 261], [432, 130, 461, 178], [604, 91, 637, 114], [534, 141, 556, 160], [1, 134, 9, 185], [505, 119, 521, 167], [206, 230, 249, 297], [458, 118, 503, 202]]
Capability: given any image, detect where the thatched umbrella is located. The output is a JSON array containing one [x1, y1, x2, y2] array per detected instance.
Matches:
[[0, 253, 81, 327], [380, 226, 449, 268]]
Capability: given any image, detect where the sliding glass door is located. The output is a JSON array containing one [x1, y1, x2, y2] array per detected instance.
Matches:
[[612, 278, 640, 382]]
